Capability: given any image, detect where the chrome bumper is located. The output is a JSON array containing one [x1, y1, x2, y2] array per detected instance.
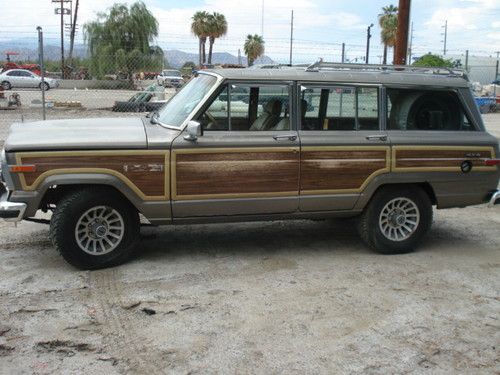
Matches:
[[0, 190, 26, 222], [488, 190, 500, 208]]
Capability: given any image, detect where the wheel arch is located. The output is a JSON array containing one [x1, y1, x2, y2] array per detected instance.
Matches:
[[355, 179, 437, 211], [33, 173, 145, 215]]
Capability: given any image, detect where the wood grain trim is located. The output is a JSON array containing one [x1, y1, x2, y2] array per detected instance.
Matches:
[[172, 147, 300, 200], [300, 146, 391, 195], [15, 150, 170, 201], [392, 145, 497, 172]]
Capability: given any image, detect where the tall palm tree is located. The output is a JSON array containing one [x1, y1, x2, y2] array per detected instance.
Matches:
[[244, 34, 265, 66], [191, 11, 210, 66], [207, 12, 228, 65], [378, 5, 398, 64]]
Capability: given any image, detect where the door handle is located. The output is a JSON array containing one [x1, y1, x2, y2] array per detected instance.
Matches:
[[273, 134, 297, 141], [366, 134, 388, 141]]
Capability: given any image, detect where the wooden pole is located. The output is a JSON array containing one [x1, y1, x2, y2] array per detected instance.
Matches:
[[394, 0, 411, 65]]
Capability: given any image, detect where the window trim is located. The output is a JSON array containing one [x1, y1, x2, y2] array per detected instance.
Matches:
[[384, 85, 479, 132]]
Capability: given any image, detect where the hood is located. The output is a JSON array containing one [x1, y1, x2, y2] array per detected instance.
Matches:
[[4, 117, 147, 152]]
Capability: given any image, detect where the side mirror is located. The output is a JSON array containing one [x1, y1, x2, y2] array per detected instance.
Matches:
[[184, 120, 203, 141]]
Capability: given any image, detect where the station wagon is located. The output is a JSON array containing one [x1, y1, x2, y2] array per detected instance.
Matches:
[[1, 62, 499, 269]]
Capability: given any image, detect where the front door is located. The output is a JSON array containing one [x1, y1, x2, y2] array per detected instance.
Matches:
[[171, 81, 300, 218], [297, 83, 390, 211]]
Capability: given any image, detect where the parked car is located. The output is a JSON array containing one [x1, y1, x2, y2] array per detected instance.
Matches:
[[1, 62, 499, 269], [0, 69, 59, 90], [156, 69, 184, 88]]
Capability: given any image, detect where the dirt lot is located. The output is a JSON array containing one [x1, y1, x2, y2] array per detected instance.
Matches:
[[0, 105, 499, 373]]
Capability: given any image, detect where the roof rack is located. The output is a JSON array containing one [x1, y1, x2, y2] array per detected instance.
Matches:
[[305, 61, 468, 80]]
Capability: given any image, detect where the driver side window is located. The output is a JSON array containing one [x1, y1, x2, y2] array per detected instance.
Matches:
[[197, 83, 290, 131]]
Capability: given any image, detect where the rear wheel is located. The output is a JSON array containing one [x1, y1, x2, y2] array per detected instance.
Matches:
[[50, 188, 140, 269], [39, 82, 50, 91], [358, 186, 433, 254], [1, 81, 11, 90]]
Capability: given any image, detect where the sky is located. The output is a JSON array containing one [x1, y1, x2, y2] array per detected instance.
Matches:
[[1, 0, 499, 63]]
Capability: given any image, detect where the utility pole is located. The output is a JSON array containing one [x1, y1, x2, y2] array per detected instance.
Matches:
[[394, 0, 411, 65], [238, 49, 242, 66], [261, 0, 265, 38], [341, 43, 345, 63], [68, 0, 79, 67], [442, 20, 448, 55], [60, 0, 65, 78], [465, 50, 469, 71], [289, 10, 294, 66], [408, 21, 414, 63], [365, 24, 373, 64]]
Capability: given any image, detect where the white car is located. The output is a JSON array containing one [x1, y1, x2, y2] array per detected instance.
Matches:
[[156, 69, 184, 88], [0, 69, 59, 91]]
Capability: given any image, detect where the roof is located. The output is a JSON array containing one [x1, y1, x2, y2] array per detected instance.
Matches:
[[205, 67, 470, 88]]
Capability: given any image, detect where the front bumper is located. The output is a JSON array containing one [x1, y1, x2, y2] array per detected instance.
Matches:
[[488, 190, 500, 208], [0, 188, 26, 222]]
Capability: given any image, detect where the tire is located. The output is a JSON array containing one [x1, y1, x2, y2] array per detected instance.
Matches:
[[39, 82, 50, 91], [1, 81, 11, 90], [50, 188, 140, 269], [357, 185, 433, 254]]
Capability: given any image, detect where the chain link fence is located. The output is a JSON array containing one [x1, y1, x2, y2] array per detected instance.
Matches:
[[1, 36, 499, 145]]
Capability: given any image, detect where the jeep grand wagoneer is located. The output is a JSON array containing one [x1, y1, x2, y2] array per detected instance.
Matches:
[[1, 62, 499, 269]]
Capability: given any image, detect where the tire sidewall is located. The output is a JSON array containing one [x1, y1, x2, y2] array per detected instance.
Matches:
[[368, 187, 432, 253], [51, 191, 139, 269]]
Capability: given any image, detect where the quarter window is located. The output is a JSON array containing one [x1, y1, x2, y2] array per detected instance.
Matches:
[[386, 88, 475, 131], [300, 86, 379, 130]]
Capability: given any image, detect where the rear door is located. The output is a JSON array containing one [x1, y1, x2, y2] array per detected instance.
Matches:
[[298, 83, 390, 211], [171, 80, 300, 218], [386, 86, 500, 207]]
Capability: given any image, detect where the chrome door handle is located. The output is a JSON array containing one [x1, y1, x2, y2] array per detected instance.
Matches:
[[273, 134, 297, 141], [366, 134, 388, 141]]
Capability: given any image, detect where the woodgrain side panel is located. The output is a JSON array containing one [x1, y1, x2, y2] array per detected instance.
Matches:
[[393, 146, 496, 172], [173, 148, 300, 200], [300, 148, 390, 194], [16, 151, 169, 200]]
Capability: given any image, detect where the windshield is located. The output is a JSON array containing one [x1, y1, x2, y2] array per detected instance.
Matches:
[[157, 74, 217, 128], [163, 70, 181, 77]]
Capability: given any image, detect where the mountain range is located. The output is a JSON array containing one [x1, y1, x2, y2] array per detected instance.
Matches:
[[0, 38, 274, 68]]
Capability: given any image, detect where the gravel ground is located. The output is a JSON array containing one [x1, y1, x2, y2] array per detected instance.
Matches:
[[0, 96, 499, 374]]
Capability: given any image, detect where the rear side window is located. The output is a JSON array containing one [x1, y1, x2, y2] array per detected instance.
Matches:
[[386, 88, 475, 131], [300, 86, 379, 130]]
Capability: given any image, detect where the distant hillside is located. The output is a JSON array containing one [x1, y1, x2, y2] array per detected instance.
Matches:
[[0, 39, 274, 68], [164, 49, 274, 68]]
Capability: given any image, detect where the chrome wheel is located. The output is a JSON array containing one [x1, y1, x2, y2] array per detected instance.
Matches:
[[379, 197, 420, 242], [75, 206, 124, 255]]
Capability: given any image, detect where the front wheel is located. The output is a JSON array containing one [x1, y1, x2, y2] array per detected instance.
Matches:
[[358, 186, 433, 254], [50, 188, 140, 269]]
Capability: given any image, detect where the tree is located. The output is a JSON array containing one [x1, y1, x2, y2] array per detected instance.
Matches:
[[412, 53, 454, 68], [207, 12, 228, 65], [244, 34, 265, 66], [378, 5, 398, 65], [191, 11, 210, 66], [83, 1, 163, 81]]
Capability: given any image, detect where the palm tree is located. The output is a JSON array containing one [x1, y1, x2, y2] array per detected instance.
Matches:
[[207, 12, 228, 65], [378, 5, 398, 64], [191, 11, 210, 66], [244, 34, 265, 66]]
